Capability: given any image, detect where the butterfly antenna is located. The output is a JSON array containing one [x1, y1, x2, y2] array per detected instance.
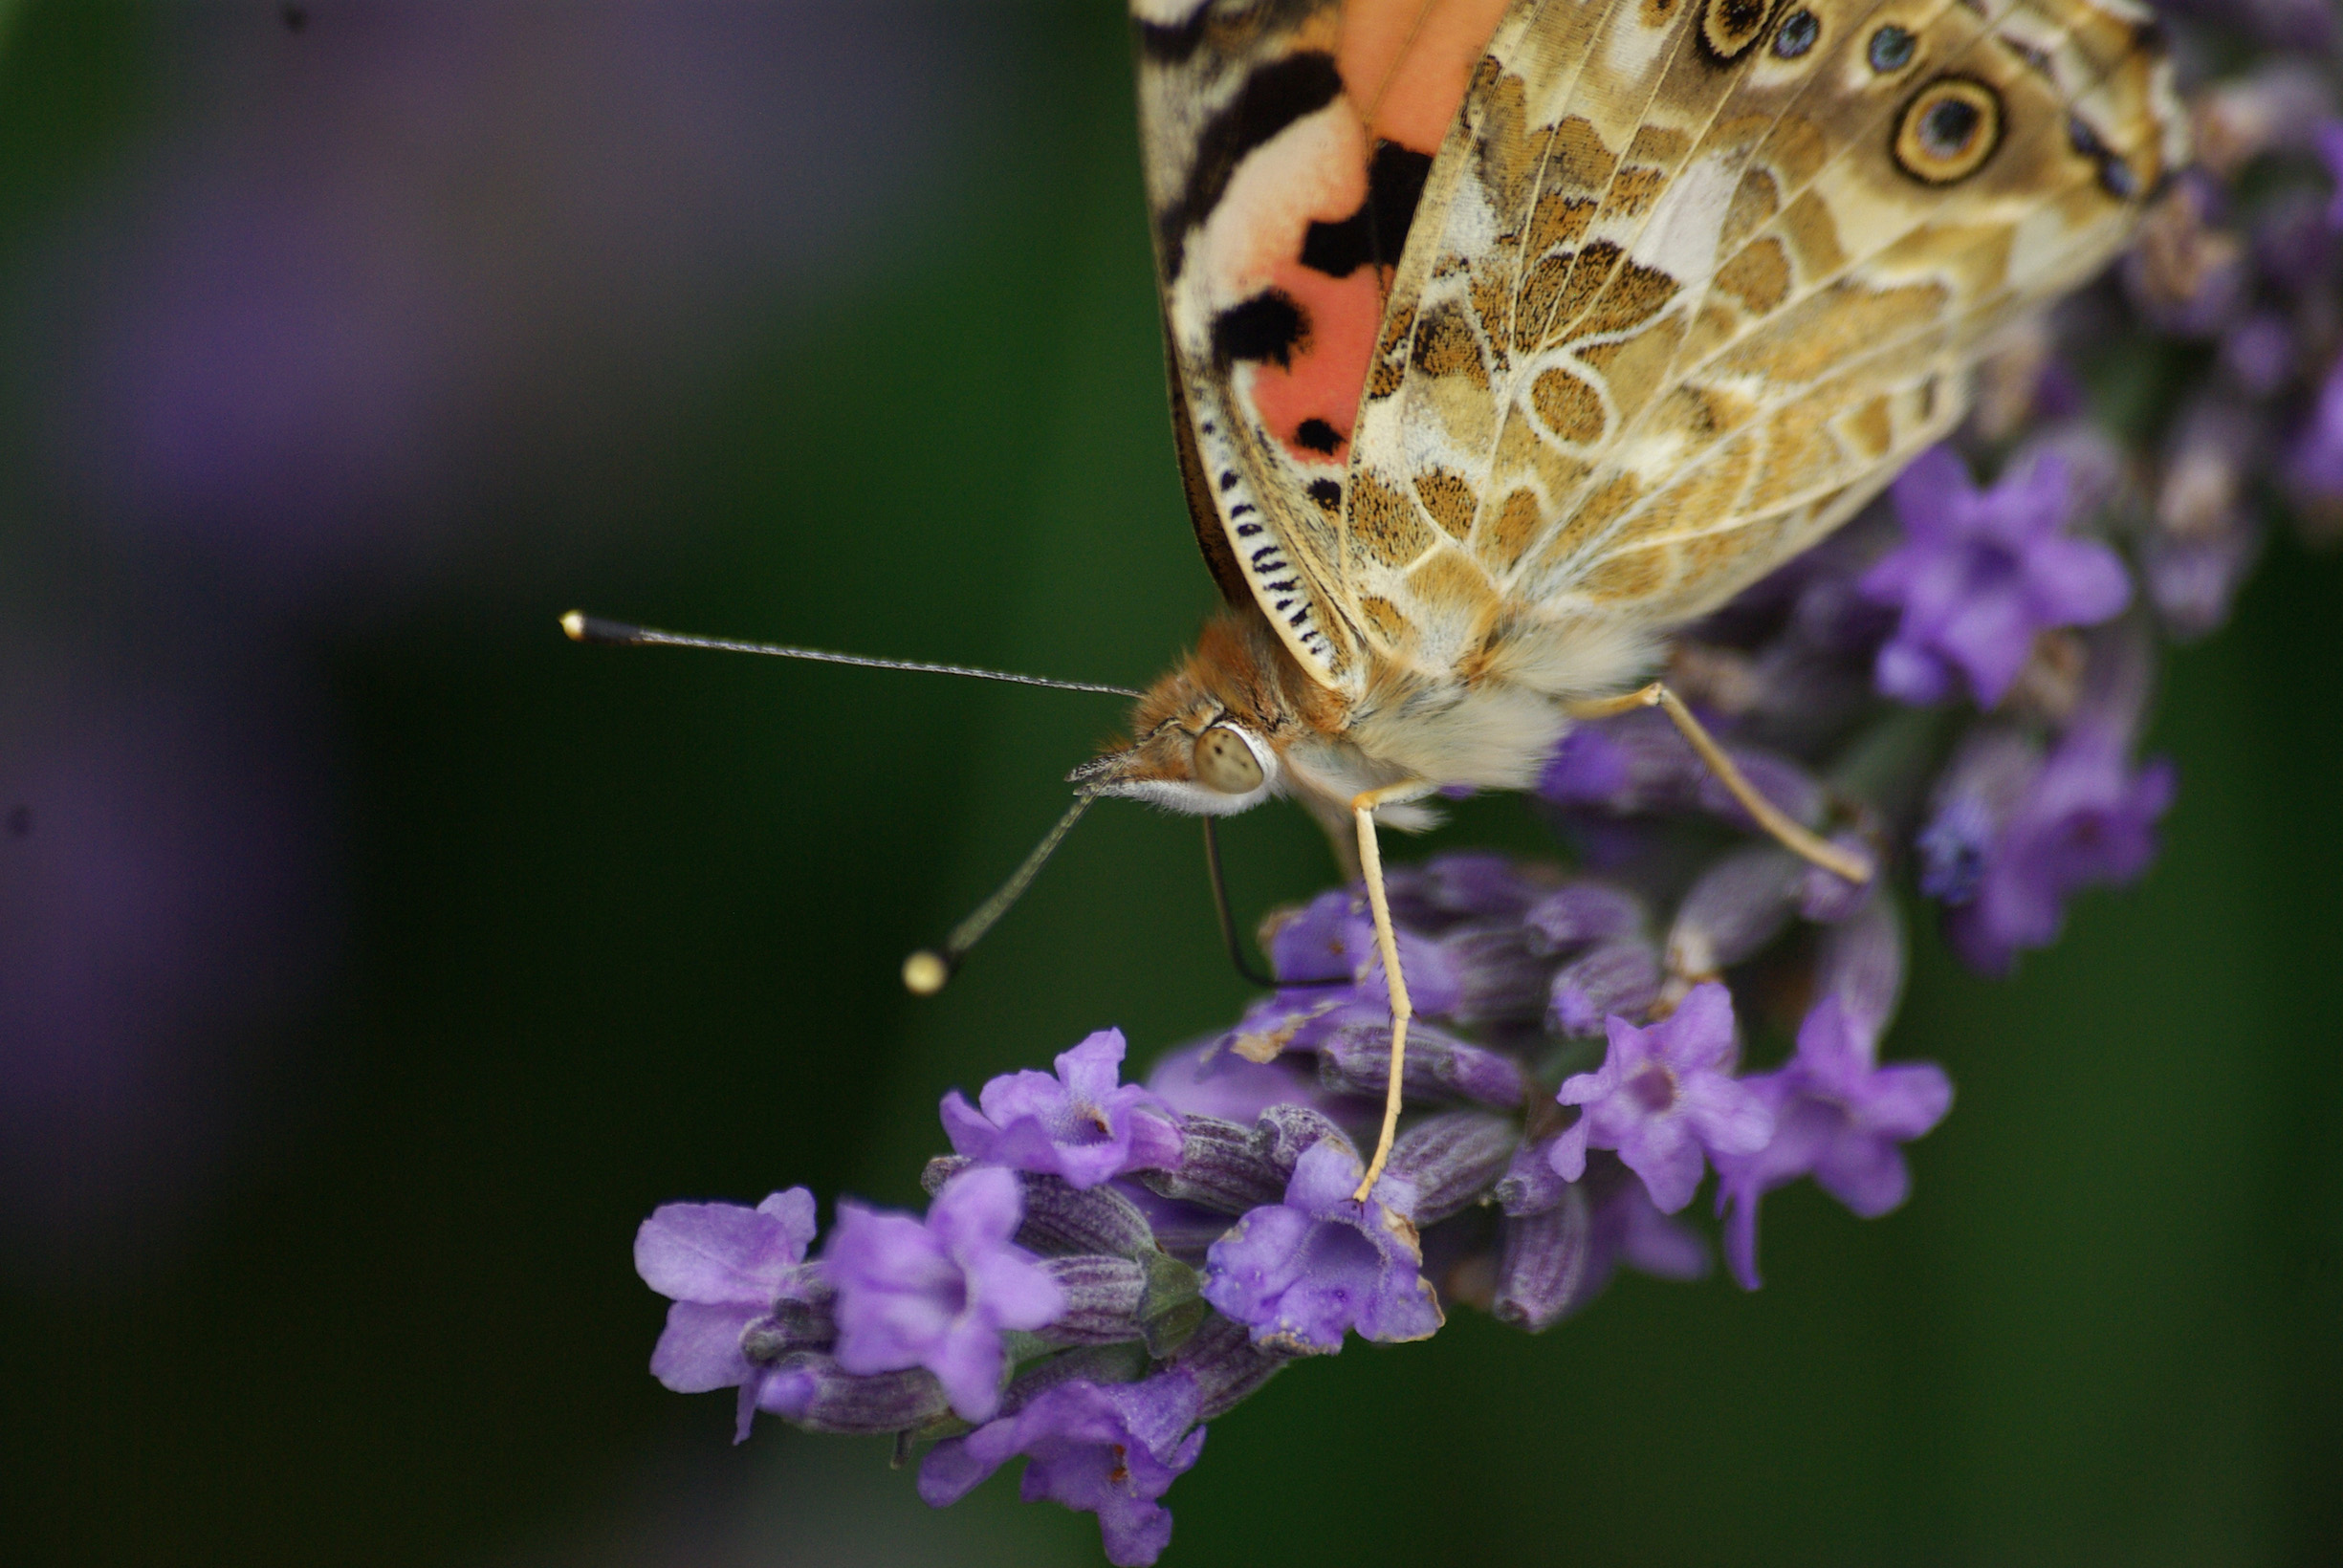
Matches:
[[561, 612, 1142, 698], [902, 794, 1096, 995]]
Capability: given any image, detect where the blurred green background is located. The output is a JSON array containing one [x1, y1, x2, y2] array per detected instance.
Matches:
[[1, 4, 2335, 1564]]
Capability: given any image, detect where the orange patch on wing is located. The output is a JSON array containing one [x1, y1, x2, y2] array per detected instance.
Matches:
[[1249, 261, 1386, 462], [1336, 0, 1514, 154]]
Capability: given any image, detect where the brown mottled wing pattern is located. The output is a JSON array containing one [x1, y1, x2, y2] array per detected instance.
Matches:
[[1343, 0, 2183, 686]]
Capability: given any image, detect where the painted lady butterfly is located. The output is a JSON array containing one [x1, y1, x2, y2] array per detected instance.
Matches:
[[1082, 0, 2185, 1193]]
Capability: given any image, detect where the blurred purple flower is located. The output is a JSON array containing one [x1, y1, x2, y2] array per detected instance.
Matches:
[[47, 3, 983, 602], [1862, 447, 2132, 707], [0, 662, 335, 1255], [823, 1166, 1063, 1422], [635, 1188, 825, 1440], [1943, 723, 2176, 976], [919, 1373, 1207, 1567], [941, 1029, 1183, 1189], [1549, 983, 1772, 1213], [1202, 1138, 1443, 1353], [2288, 362, 2343, 503], [1714, 1000, 1954, 1290]]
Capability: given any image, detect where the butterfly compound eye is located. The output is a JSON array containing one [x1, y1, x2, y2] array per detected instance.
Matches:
[[1193, 727, 1265, 795]]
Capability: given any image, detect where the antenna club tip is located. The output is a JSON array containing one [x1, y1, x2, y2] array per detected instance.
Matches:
[[559, 610, 588, 642], [901, 950, 953, 996]]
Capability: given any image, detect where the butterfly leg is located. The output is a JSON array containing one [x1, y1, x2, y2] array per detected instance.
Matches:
[[1349, 784, 1420, 1203], [1566, 683, 1872, 884]]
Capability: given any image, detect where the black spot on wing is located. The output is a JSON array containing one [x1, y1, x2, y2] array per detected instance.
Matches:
[[1162, 52, 1345, 281], [1213, 290, 1307, 366], [1299, 142, 1434, 277], [1306, 478, 1342, 512], [2068, 114, 2138, 200], [1295, 418, 1342, 454]]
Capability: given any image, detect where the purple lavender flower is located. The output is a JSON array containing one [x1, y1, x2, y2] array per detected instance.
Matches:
[[1943, 721, 2176, 976], [1549, 982, 1773, 1213], [634, 1188, 824, 1439], [1540, 708, 1822, 833], [2288, 361, 2343, 506], [919, 1372, 1207, 1567], [1861, 446, 2132, 707], [1714, 998, 1954, 1289], [1202, 1138, 1443, 1353], [940, 1028, 1183, 1189], [1143, 1038, 1345, 1124], [823, 1166, 1064, 1422]]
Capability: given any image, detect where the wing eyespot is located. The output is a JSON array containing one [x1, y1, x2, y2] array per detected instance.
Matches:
[[1893, 76, 2004, 185], [1867, 24, 1916, 73], [1771, 8, 1818, 57], [1697, 0, 1777, 64]]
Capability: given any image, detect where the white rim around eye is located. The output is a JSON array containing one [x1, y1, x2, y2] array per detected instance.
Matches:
[[1192, 724, 1269, 795]]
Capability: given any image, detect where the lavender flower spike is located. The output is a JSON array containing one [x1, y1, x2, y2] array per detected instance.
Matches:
[[1714, 997, 1953, 1290], [635, 1188, 823, 1439], [919, 1372, 1206, 1567], [1550, 982, 1772, 1213], [824, 1166, 1064, 1422], [941, 1027, 1183, 1188], [1203, 1138, 1443, 1354], [1861, 446, 2131, 707]]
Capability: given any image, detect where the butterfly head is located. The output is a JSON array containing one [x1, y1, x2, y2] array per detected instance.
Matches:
[[1067, 611, 1303, 817]]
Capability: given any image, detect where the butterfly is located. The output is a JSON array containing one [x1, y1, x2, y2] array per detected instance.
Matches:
[[1080, 0, 2185, 1196]]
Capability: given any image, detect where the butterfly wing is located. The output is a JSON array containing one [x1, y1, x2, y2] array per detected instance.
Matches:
[[1341, 0, 2181, 685], [1134, 0, 1515, 698]]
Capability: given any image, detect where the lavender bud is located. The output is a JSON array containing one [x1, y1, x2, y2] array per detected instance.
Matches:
[[1549, 940, 1662, 1036], [1523, 881, 1644, 952], [1813, 892, 1906, 1041], [1252, 1103, 1354, 1176], [1034, 1255, 1150, 1346], [1798, 830, 1877, 924], [1434, 925, 1555, 1025], [1167, 1311, 1293, 1420], [767, 1353, 953, 1436], [1387, 1113, 1520, 1226], [1018, 1174, 1162, 1260], [1386, 852, 1545, 929], [1138, 1116, 1289, 1214], [1317, 1021, 1526, 1108], [921, 1154, 972, 1194], [1492, 1184, 1593, 1333], [1693, 749, 1825, 836], [2124, 180, 2247, 337], [997, 1340, 1153, 1415], [1667, 845, 1803, 981], [1494, 1134, 1567, 1217], [925, 1157, 1162, 1260], [2145, 525, 2262, 642], [741, 1274, 836, 1361]]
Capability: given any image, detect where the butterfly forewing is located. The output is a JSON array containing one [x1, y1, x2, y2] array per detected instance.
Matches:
[[1136, 0, 1520, 698], [1137, 0, 2180, 717]]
